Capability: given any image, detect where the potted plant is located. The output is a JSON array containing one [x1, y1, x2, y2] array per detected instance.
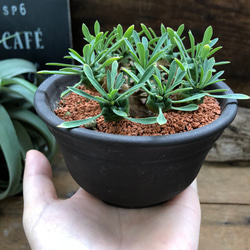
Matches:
[[0, 37, 57, 200], [35, 22, 249, 208]]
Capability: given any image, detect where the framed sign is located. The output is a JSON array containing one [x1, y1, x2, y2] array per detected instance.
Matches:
[[0, 0, 72, 69]]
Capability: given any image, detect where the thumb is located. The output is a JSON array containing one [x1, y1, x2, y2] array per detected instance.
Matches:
[[23, 150, 57, 210]]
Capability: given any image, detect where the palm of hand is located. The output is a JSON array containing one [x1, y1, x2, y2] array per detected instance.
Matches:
[[23, 150, 200, 250]]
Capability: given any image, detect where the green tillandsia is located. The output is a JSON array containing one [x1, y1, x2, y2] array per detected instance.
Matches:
[[0, 53, 57, 199], [58, 61, 157, 128]]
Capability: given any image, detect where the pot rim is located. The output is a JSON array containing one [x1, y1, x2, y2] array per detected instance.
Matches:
[[34, 74, 238, 145]]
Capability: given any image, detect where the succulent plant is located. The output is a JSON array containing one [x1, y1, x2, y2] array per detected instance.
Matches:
[[40, 21, 249, 128]]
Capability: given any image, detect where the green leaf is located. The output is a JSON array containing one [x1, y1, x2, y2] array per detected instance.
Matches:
[[137, 64, 155, 84], [0, 58, 36, 79], [128, 50, 141, 65], [94, 32, 104, 50], [97, 57, 121, 71], [157, 108, 167, 125], [106, 70, 112, 93], [132, 30, 140, 44], [8, 108, 57, 160], [174, 58, 186, 71], [174, 36, 188, 60], [125, 116, 158, 125], [60, 68, 82, 74], [83, 44, 92, 64], [83, 64, 109, 98], [124, 39, 137, 57], [173, 69, 186, 86], [46, 62, 81, 68], [38, 70, 78, 75], [167, 87, 192, 97], [209, 38, 219, 47], [172, 104, 199, 111], [202, 26, 213, 47], [68, 48, 85, 64], [124, 25, 135, 38], [166, 60, 178, 86], [122, 68, 139, 83], [108, 89, 119, 100], [172, 93, 206, 103], [68, 87, 108, 104], [58, 113, 102, 128], [207, 46, 222, 58], [0, 105, 23, 199], [214, 61, 230, 66], [137, 42, 146, 68], [82, 23, 94, 42], [167, 27, 175, 47], [5, 84, 34, 104], [202, 69, 213, 85], [151, 33, 168, 57], [153, 74, 164, 94], [200, 44, 210, 60], [147, 50, 165, 67], [208, 93, 250, 100], [94, 21, 100, 36], [160, 65, 169, 74], [111, 106, 128, 117], [96, 39, 124, 64], [188, 30, 195, 58], [1, 76, 36, 92], [117, 83, 145, 101], [160, 23, 167, 35], [114, 73, 125, 90], [110, 61, 119, 89], [12, 120, 33, 158], [201, 71, 225, 88], [141, 23, 153, 40], [177, 24, 185, 36], [89, 49, 105, 65], [205, 89, 228, 93], [116, 24, 123, 40]]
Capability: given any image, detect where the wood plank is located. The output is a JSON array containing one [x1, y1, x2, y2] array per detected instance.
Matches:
[[206, 107, 250, 162], [0, 196, 30, 250], [197, 163, 250, 204], [199, 204, 250, 250]]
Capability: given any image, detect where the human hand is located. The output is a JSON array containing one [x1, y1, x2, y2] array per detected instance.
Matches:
[[23, 150, 201, 250]]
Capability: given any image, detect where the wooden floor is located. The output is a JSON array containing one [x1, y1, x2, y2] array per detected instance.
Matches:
[[0, 150, 249, 250]]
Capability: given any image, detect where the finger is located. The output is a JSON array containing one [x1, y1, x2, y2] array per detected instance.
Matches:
[[23, 150, 57, 209]]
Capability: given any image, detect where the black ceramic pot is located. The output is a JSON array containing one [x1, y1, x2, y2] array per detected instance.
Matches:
[[34, 74, 237, 208]]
